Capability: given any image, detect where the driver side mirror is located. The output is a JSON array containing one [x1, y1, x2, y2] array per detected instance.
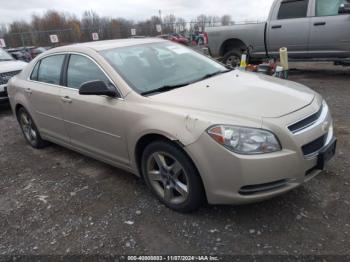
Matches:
[[339, 3, 350, 14], [79, 80, 119, 97]]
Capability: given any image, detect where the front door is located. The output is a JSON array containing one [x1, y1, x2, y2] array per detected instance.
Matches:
[[267, 0, 311, 58], [309, 0, 350, 58], [60, 54, 130, 166]]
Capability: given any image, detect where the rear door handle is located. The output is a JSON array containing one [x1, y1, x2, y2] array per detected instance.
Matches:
[[272, 25, 282, 29], [61, 96, 72, 103], [25, 88, 32, 94], [314, 22, 326, 26]]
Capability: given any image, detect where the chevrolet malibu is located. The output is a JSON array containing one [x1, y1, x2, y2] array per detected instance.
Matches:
[[8, 38, 336, 212]]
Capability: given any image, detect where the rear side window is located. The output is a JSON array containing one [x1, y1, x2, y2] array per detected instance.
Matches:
[[278, 0, 309, 19], [316, 0, 347, 17], [67, 54, 110, 89], [37, 55, 65, 85]]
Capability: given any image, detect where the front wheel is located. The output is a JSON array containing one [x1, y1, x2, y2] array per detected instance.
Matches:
[[141, 140, 205, 213], [17, 107, 48, 149]]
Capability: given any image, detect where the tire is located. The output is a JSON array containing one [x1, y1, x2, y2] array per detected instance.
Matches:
[[17, 107, 48, 149], [141, 140, 205, 213], [223, 50, 242, 69]]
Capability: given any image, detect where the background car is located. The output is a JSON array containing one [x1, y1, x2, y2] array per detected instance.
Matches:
[[30, 47, 47, 58], [6, 48, 32, 62], [158, 34, 189, 46], [0, 48, 27, 104]]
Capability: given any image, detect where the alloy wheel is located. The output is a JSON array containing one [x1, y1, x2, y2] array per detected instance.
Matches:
[[19, 111, 38, 145], [146, 152, 189, 205]]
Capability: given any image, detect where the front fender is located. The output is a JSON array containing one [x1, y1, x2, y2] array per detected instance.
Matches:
[[126, 112, 211, 171]]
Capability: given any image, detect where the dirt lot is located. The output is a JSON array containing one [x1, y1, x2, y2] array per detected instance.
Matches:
[[0, 63, 349, 258]]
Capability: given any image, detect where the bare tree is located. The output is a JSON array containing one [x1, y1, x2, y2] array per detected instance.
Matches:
[[163, 14, 176, 33], [221, 15, 232, 26], [0, 24, 7, 37], [4, 9, 234, 48]]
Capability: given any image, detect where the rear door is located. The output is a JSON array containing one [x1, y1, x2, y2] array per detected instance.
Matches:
[[28, 54, 69, 144], [267, 0, 312, 58], [309, 0, 350, 58], [60, 54, 130, 166]]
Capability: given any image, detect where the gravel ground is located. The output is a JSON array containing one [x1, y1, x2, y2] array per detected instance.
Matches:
[[0, 63, 349, 258]]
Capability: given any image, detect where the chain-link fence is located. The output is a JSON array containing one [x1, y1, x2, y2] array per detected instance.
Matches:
[[2, 20, 262, 48]]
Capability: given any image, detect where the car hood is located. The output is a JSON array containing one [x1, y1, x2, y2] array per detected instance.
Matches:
[[0, 60, 27, 73], [149, 70, 315, 118]]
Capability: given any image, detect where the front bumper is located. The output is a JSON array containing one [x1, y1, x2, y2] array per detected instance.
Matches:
[[185, 101, 335, 205]]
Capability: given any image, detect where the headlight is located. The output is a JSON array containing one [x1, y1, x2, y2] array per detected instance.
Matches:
[[207, 125, 281, 155]]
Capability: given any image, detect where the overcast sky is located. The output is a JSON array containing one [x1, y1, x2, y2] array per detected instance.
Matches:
[[0, 0, 275, 25]]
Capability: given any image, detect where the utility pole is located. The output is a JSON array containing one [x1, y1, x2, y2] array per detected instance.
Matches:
[[20, 33, 25, 47], [159, 10, 163, 34], [159, 10, 162, 22]]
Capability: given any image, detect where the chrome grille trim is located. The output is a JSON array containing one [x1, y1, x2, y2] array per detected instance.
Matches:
[[288, 102, 328, 135]]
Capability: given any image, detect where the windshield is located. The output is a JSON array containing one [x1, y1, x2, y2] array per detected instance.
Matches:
[[100, 42, 227, 94], [0, 48, 14, 61]]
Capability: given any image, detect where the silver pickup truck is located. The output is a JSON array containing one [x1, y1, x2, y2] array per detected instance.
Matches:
[[206, 0, 350, 67]]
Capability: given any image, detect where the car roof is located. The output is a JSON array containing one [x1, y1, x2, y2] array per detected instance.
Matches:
[[57, 38, 166, 52]]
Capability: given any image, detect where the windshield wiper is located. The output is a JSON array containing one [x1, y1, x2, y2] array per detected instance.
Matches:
[[0, 59, 13, 61], [193, 69, 233, 83], [141, 82, 191, 96], [141, 69, 233, 96]]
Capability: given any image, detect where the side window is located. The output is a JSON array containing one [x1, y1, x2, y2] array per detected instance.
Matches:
[[30, 61, 40, 81], [278, 0, 309, 19], [316, 0, 347, 17], [67, 55, 110, 89], [37, 55, 65, 85]]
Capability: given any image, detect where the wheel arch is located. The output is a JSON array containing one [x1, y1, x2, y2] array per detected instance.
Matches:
[[134, 133, 184, 177], [220, 38, 247, 57], [15, 103, 25, 119]]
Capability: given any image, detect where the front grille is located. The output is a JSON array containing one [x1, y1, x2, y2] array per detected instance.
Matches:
[[288, 105, 323, 133], [239, 179, 289, 195], [0, 70, 21, 85], [302, 134, 327, 156]]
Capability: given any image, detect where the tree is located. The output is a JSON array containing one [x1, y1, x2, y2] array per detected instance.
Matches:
[[163, 14, 176, 33], [3, 8, 235, 47], [221, 15, 232, 26]]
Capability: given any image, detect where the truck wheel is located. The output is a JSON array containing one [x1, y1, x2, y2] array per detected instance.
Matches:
[[223, 50, 242, 69]]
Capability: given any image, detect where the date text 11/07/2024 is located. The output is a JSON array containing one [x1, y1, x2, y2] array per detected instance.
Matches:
[[127, 255, 220, 261]]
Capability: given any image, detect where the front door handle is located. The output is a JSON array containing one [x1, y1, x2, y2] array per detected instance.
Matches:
[[314, 22, 326, 26], [25, 88, 32, 94], [61, 96, 72, 103], [272, 25, 282, 29]]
